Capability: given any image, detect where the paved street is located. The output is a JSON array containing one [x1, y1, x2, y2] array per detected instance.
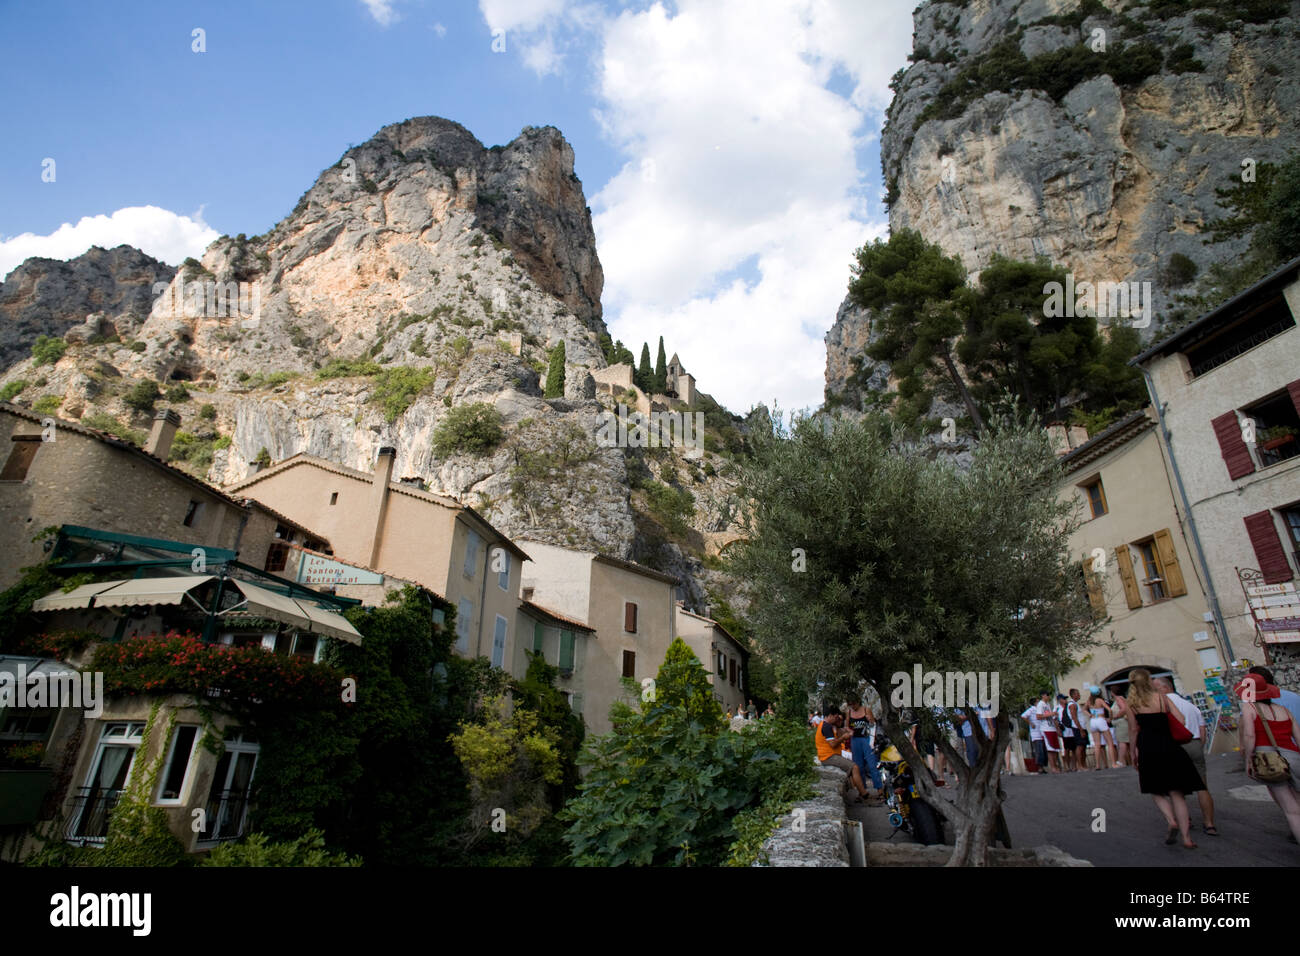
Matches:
[[847, 752, 1300, 866]]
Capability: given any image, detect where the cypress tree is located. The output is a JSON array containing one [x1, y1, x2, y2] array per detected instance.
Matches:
[[544, 340, 567, 398], [654, 337, 668, 393], [636, 343, 653, 392]]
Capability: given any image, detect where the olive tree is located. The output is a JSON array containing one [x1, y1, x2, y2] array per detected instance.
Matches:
[[728, 408, 1102, 865]]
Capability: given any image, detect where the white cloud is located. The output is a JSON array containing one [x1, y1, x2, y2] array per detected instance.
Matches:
[[480, 0, 571, 33], [587, 0, 909, 411], [433, 21, 447, 37], [0, 206, 220, 282], [361, 0, 398, 26]]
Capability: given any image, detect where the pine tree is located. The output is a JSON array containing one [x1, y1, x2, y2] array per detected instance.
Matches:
[[654, 337, 668, 393], [636, 343, 653, 392], [544, 340, 566, 398]]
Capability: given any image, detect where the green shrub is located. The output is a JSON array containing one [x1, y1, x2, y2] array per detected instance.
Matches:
[[80, 413, 146, 445], [370, 366, 435, 423], [0, 380, 28, 402], [449, 335, 472, 359], [129, 340, 147, 353], [433, 402, 504, 457], [124, 380, 161, 412], [643, 481, 696, 539], [199, 403, 217, 420], [31, 335, 67, 367], [317, 358, 382, 379], [1164, 252, 1199, 286], [544, 341, 566, 398], [202, 829, 361, 867], [164, 383, 191, 403], [32, 395, 61, 415]]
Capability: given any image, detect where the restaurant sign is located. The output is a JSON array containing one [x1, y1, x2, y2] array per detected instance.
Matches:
[[297, 553, 383, 587]]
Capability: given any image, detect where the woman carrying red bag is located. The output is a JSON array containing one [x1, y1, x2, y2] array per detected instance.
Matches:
[[1236, 672, 1300, 847], [1125, 668, 1203, 849]]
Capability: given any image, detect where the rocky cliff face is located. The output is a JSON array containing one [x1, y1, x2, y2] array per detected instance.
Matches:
[[0, 245, 174, 368], [827, 0, 1300, 407], [0, 117, 741, 601]]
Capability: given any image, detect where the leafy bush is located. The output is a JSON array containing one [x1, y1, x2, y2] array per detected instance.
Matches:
[[80, 413, 147, 446], [642, 480, 696, 539], [32, 395, 61, 415], [561, 639, 812, 866], [370, 366, 435, 422], [31, 335, 67, 366], [1, 380, 28, 402], [202, 830, 362, 867], [199, 403, 217, 420], [124, 380, 161, 412], [433, 402, 504, 457], [317, 358, 382, 379], [544, 340, 566, 398], [164, 383, 191, 403]]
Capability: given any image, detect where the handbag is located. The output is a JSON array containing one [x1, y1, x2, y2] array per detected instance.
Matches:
[[1252, 704, 1293, 784], [1163, 696, 1193, 744]]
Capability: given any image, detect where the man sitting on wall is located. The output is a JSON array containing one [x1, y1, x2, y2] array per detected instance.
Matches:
[[815, 706, 872, 802]]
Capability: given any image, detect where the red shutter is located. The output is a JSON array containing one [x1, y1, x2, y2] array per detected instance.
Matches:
[[1288, 379, 1300, 417], [1211, 411, 1256, 480], [1244, 511, 1294, 584]]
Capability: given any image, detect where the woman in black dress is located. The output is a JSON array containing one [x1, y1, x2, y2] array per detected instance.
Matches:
[[1125, 668, 1202, 849]]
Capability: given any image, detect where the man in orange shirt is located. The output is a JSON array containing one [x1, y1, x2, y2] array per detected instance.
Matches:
[[816, 706, 871, 800]]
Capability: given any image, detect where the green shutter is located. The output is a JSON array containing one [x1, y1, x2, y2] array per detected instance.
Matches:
[[559, 630, 575, 671], [533, 622, 544, 656]]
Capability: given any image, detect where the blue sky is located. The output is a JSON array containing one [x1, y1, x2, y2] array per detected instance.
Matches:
[[0, 0, 918, 413]]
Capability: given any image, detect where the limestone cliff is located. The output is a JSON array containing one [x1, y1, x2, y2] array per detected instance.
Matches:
[[827, 0, 1300, 408], [0, 117, 743, 604]]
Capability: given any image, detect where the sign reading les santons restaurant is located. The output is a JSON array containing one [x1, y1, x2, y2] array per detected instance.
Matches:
[[297, 554, 383, 587], [1243, 578, 1300, 644]]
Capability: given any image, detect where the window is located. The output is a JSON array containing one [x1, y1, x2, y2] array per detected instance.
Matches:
[[464, 529, 480, 578], [0, 435, 41, 481], [717, 651, 726, 676], [729, 659, 737, 686], [456, 598, 473, 653], [1186, 296, 1295, 378], [329, 492, 338, 505], [266, 632, 319, 661], [198, 730, 258, 844], [1116, 529, 1188, 607], [624, 602, 638, 633], [532, 621, 545, 657], [1081, 478, 1107, 519], [156, 725, 199, 803], [558, 630, 575, 673], [264, 542, 290, 573], [497, 550, 511, 591], [183, 499, 201, 527], [622, 649, 636, 679], [492, 615, 507, 669], [571, 694, 583, 715], [69, 722, 145, 843], [1242, 387, 1300, 468], [1283, 506, 1300, 568], [1244, 510, 1294, 584]]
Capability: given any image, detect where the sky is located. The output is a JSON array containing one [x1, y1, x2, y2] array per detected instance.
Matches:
[[0, 0, 918, 414]]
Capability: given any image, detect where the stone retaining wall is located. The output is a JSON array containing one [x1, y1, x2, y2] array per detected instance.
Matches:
[[754, 762, 851, 866]]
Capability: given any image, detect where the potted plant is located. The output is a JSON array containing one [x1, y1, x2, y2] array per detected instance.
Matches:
[[1260, 425, 1298, 452]]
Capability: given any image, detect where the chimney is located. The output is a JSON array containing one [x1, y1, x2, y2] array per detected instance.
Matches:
[[145, 409, 182, 459], [365, 447, 397, 566]]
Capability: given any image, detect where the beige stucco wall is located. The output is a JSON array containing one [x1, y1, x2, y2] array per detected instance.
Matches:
[[1144, 280, 1300, 661], [1057, 423, 1218, 697], [675, 608, 748, 714], [0, 411, 250, 589]]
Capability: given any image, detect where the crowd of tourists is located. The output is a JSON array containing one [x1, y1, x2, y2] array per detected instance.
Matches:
[[806, 665, 1300, 851]]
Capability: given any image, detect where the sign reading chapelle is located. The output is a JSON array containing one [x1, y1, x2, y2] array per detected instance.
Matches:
[[1242, 579, 1300, 644], [297, 553, 383, 587]]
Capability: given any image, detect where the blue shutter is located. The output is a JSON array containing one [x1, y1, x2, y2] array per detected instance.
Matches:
[[532, 622, 545, 657], [492, 616, 507, 668], [464, 530, 479, 577], [456, 598, 473, 653], [498, 551, 511, 590]]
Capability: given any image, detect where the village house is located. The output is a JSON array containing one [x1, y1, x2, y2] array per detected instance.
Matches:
[[1053, 408, 1226, 740], [225, 449, 529, 673], [675, 604, 749, 714], [519, 540, 681, 734], [1132, 254, 1300, 670], [0, 403, 327, 589], [513, 599, 596, 717]]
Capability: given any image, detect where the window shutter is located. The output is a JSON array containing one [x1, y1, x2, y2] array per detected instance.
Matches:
[[1115, 546, 1143, 609], [1083, 554, 1108, 617], [1211, 411, 1256, 480], [559, 630, 575, 671], [1152, 529, 1187, 597], [533, 622, 544, 656], [622, 649, 636, 678], [1288, 379, 1300, 417], [624, 602, 637, 633], [1244, 511, 1293, 584]]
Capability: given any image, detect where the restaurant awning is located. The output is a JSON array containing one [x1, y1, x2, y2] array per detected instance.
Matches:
[[90, 575, 214, 609], [223, 580, 362, 645], [31, 575, 361, 645], [30, 580, 124, 612]]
